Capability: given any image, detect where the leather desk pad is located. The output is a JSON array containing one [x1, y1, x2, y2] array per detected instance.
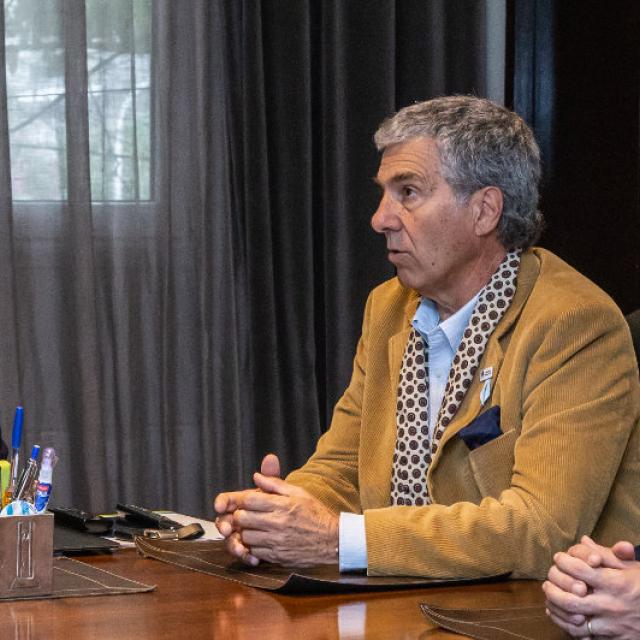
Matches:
[[420, 603, 570, 639], [135, 537, 507, 594], [1, 556, 155, 601]]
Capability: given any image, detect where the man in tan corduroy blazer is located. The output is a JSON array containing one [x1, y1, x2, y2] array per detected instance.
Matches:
[[215, 96, 640, 579]]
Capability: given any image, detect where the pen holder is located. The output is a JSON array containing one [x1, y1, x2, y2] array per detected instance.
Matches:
[[0, 512, 53, 599]]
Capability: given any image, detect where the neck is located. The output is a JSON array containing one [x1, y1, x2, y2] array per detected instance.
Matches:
[[435, 245, 508, 321]]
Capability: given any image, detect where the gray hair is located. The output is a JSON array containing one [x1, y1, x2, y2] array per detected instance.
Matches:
[[374, 95, 543, 249]]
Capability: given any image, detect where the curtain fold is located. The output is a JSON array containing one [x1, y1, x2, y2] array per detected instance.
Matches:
[[0, 0, 491, 516], [61, 0, 109, 509]]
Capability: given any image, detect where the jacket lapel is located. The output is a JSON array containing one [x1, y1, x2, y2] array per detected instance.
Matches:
[[387, 292, 420, 390], [432, 250, 541, 459], [372, 292, 419, 505]]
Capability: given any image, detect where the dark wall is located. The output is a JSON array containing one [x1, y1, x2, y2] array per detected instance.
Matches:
[[507, 0, 640, 313]]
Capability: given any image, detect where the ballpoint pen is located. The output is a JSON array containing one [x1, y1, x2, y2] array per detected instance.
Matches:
[[3, 406, 23, 507], [14, 444, 40, 502]]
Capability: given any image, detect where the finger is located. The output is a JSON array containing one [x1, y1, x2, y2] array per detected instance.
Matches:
[[579, 535, 629, 569], [556, 552, 628, 589], [215, 514, 236, 537], [226, 532, 259, 567], [566, 544, 602, 568], [546, 565, 588, 596], [245, 545, 278, 565], [542, 577, 594, 617], [214, 489, 255, 514], [241, 552, 260, 567], [214, 492, 233, 514], [554, 552, 600, 584], [611, 540, 636, 562], [543, 597, 587, 628], [580, 535, 598, 549], [247, 545, 311, 568], [216, 488, 267, 513], [253, 472, 305, 497], [226, 531, 249, 557], [546, 610, 588, 638], [233, 507, 284, 531], [233, 490, 290, 512], [240, 528, 281, 548], [260, 453, 281, 478]]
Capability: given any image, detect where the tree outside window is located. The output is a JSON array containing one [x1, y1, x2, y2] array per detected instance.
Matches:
[[4, 0, 151, 202]]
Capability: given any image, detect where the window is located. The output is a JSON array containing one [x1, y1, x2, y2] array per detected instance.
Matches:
[[4, 0, 151, 202]]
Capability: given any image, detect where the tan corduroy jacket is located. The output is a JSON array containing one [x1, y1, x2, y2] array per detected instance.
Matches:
[[287, 248, 640, 579]]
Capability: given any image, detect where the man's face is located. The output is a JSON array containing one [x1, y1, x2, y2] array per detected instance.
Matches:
[[371, 136, 479, 304]]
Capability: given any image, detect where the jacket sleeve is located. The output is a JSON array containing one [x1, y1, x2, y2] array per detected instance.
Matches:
[[363, 301, 640, 579]]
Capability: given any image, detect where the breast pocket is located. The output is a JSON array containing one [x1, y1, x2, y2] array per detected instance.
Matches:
[[468, 428, 517, 499]]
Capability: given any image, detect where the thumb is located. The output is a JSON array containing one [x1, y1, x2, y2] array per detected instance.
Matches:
[[253, 472, 305, 497], [611, 541, 636, 562], [260, 453, 281, 478]]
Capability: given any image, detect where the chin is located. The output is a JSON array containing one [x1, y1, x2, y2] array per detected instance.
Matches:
[[395, 270, 416, 291], [395, 271, 431, 298]]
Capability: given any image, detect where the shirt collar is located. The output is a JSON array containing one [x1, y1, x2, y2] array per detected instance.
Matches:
[[412, 292, 480, 352]]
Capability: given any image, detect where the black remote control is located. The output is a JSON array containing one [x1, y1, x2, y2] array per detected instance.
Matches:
[[50, 506, 114, 534], [116, 503, 182, 530]]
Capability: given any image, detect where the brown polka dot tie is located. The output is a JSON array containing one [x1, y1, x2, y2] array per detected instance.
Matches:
[[390, 250, 521, 506]]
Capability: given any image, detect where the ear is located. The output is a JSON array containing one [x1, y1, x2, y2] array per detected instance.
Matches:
[[471, 187, 503, 237]]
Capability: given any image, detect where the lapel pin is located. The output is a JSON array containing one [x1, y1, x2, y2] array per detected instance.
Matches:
[[479, 368, 493, 406], [480, 367, 493, 382]]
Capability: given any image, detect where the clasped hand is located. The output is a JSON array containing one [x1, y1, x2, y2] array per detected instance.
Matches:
[[214, 454, 339, 568], [543, 535, 640, 639]]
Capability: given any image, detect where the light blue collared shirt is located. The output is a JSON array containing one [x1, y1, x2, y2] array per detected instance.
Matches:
[[338, 293, 480, 572]]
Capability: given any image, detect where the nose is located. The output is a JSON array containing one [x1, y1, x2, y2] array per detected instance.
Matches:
[[371, 192, 402, 234]]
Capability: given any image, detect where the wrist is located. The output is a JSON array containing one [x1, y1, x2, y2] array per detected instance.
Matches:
[[323, 514, 340, 564]]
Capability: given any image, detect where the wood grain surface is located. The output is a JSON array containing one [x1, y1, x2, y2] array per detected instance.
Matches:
[[0, 550, 549, 639]]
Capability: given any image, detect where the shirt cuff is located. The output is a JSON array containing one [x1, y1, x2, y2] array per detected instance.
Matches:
[[339, 512, 368, 572]]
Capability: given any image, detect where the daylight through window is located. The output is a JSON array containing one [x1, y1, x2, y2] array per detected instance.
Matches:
[[4, 0, 151, 202]]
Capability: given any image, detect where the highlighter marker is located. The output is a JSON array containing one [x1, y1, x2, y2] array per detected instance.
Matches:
[[0, 460, 10, 500]]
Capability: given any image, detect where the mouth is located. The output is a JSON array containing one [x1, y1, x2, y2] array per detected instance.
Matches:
[[386, 249, 408, 263]]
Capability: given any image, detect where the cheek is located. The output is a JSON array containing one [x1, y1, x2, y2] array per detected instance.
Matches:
[[412, 222, 444, 260]]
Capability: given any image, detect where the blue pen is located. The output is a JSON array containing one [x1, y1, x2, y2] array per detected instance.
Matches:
[[3, 406, 23, 505]]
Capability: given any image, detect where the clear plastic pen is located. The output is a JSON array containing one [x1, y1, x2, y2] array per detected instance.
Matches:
[[14, 444, 40, 501]]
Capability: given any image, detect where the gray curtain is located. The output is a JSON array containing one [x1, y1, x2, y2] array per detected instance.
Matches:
[[0, 0, 494, 517]]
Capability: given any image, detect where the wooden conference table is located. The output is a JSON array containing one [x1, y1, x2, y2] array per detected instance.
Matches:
[[0, 549, 548, 640]]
